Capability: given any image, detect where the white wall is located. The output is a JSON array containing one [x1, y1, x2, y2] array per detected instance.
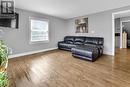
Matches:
[[2, 8, 68, 55], [66, 12, 113, 55], [2, 6, 130, 56], [66, 6, 130, 55]]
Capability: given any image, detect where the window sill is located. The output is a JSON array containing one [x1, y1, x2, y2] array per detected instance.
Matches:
[[29, 40, 49, 44]]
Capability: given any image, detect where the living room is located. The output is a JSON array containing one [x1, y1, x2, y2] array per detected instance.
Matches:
[[0, 0, 130, 87]]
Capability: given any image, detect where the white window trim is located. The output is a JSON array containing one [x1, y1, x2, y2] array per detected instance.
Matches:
[[29, 16, 49, 44]]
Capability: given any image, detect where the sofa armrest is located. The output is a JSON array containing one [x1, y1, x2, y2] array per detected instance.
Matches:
[[97, 45, 104, 49], [58, 41, 65, 47], [96, 45, 104, 56], [58, 41, 65, 44]]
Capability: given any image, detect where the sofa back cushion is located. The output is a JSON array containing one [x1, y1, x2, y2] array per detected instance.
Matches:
[[74, 37, 85, 45], [98, 38, 104, 45], [63, 36, 104, 45], [64, 36, 75, 44], [84, 37, 99, 45]]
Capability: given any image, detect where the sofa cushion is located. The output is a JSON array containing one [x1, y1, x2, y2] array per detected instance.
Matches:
[[71, 45, 99, 59], [84, 37, 99, 45], [98, 38, 104, 45], [74, 37, 85, 45], [64, 36, 75, 44], [58, 42, 76, 49], [84, 43, 103, 56]]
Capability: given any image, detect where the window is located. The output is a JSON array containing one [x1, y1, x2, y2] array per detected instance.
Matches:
[[30, 17, 49, 43]]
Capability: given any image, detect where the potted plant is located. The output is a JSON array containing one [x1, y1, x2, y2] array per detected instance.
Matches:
[[0, 40, 9, 87], [0, 71, 8, 87]]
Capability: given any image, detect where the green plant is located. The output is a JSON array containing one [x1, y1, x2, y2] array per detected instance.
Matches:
[[0, 71, 8, 87], [0, 40, 9, 87], [0, 40, 8, 67]]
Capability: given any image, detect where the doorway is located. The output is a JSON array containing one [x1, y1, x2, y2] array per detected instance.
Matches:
[[112, 10, 130, 55]]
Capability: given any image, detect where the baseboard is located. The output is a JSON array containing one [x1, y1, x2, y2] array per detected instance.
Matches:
[[8, 47, 113, 59], [8, 47, 58, 59], [103, 51, 113, 56]]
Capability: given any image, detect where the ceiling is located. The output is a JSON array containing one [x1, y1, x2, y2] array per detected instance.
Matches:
[[15, 0, 130, 19]]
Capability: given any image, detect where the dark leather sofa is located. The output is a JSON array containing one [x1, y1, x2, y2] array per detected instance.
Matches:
[[58, 36, 104, 62]]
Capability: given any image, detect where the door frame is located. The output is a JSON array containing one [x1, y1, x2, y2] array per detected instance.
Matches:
[[112, 10, 130, 56]]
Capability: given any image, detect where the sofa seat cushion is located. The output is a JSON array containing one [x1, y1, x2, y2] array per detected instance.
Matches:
[[58, 42, 76, 49], [71, 45, 99, 59], [84, 44, 103, 56]]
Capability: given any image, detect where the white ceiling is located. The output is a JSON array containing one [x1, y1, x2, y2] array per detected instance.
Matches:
[[15, 0, 130, 19]]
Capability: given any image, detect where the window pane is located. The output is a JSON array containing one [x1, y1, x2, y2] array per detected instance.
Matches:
[[31, 31, 48, 41], [30, 18, 49, 42], [31, 20, 48, 32]]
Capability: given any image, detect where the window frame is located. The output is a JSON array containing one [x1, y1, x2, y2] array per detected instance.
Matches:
[[29, 16, 49, 44]]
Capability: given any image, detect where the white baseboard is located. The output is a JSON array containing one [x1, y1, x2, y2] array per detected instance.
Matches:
[[103, 51, 113, 56], [8, 47, 58, 59], [8, 47, 113, 59]]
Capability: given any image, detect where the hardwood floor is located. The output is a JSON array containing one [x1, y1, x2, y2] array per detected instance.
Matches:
[[8, 49, 130, 87]]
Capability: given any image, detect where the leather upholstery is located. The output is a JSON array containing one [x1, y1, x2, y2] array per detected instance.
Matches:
[[74, 37, 86, 45], [58, 36, 104, 62], [85, 37, 98, 45], [84, 37, 104, 45], [64, 36, 75, 44], [58, 41, 76, 51], [71, 45, 99, 61], [98, 38, 104, 45]]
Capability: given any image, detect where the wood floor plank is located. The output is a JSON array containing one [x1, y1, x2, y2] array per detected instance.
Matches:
[[7, 49, 130, 87]]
